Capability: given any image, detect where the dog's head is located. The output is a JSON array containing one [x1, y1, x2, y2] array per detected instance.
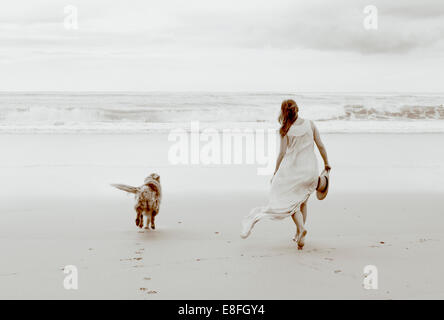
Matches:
[[145, 173, 160, 184], [144, 173, 161, 197]]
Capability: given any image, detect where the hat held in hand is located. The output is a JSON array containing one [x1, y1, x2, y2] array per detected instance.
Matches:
[[316, 169, 330, 200]]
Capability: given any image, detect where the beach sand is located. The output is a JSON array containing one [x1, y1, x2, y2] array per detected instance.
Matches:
[[1, 133, 443, 299]]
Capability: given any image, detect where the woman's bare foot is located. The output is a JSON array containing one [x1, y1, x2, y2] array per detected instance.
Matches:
[[297, 229, 307, 250]]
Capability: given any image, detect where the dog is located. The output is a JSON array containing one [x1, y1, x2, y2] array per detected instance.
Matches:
[[111, 173, 162, 230]]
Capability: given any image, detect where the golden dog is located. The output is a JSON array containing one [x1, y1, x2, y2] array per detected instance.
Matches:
[[111, 173, 162, 229]]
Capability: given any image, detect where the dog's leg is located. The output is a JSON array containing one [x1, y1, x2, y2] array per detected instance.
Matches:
[[145, 212, 151, 230], [135, 211, 141, 227], [151, 212, 156, 230], [139, 214, 144, 228], [136, 208, 144, 228]]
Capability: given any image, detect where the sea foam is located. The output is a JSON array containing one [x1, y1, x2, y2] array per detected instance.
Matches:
[[0, 92, 443, 133]]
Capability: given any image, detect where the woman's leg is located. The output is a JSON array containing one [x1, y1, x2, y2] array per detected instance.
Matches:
[[301, 200, 308, 224], [292, 203, 308, 248], [291, 213, 301, 241], [297, 203, 308, 249], [291, 211, 305, 242], [292, 200, 308, 239]]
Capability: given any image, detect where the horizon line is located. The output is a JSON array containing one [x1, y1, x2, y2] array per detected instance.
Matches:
[[1, 90, 444, 94]]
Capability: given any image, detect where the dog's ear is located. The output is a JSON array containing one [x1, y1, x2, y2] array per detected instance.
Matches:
[[150, 173, 160, 182]]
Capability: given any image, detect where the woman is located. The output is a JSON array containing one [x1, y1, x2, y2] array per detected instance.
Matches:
[[240, 99, 331, 249]]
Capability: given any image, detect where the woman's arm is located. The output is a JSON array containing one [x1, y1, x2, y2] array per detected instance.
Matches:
[[273, 135, 288, 178], [312, 121, 331, 171]]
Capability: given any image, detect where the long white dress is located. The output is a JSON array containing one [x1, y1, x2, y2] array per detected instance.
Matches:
[[242, 119, 318, 235]]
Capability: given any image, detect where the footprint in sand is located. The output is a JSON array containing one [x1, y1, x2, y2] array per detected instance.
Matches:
[[144, 277, 151, 281], [139, 288, 157, 294], [334, 270, 342, 274]]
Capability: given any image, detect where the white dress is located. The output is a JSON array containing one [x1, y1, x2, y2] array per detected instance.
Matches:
[[242, 119, 318, 233]]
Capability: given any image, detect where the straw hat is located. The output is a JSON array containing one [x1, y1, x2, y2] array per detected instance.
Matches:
[[316, 169, 330, 200]]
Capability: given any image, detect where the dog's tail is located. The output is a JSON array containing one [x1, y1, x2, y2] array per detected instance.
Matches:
[[110, 184, 139, 194]]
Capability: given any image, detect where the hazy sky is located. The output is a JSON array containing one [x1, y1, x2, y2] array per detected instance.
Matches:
[[1, 0, 443, 92]]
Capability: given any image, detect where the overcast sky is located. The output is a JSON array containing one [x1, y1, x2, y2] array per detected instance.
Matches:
[[1, 0, 443, 92]]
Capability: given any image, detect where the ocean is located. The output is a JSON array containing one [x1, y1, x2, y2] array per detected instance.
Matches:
[[1, 92, 443, 133]]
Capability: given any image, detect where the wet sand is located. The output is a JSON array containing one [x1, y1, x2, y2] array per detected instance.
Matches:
[[0, 133, 443, 299]]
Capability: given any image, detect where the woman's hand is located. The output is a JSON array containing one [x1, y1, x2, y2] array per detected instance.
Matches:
[[325, 164, 331, 172]]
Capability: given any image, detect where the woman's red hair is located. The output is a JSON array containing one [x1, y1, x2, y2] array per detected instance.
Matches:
[[278, 99, 298, 137]]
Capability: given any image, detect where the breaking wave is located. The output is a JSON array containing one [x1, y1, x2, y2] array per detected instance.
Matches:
[[0, 92, 443, 133]]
